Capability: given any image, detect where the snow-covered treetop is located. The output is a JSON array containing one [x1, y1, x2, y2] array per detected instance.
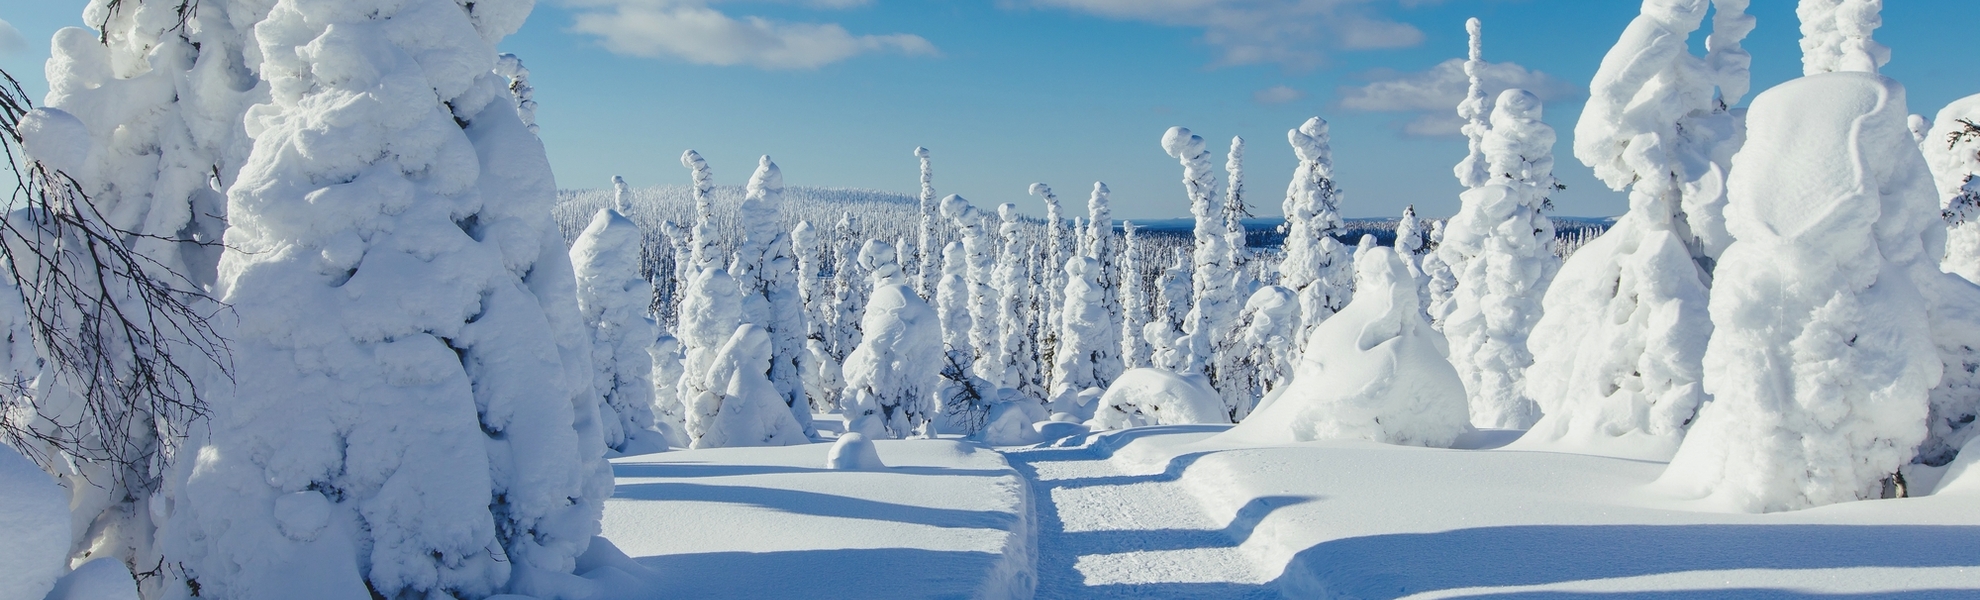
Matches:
[[916, 146, 935, 206], [860, 239, 902, 283], [1087, 182, 1112, 256], [682, 149, 715, 210], [793, 220, 818, 252], [1029, 183, 1056, 203], [494, 53, 538, 134], [1289, 117, 1332, 177], [1573, 0, 1750, 194], [1162, 127, 1222, 241], [1456, 17, 1491, 189], [940, 193, 979, 224], [612, 175, 631, 211], [998, 203, 1023, 233], [1799, 0, 1889, 76], [1485, 89, 1556, 190]]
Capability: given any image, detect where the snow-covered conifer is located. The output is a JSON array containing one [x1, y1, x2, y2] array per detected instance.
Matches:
[[831, 213, 867, 361], [1798, 0, 1889, 76], [682, 269, 740, 441], [1279, 118, 1354, 343], [1119, 222, 1150, 369], [1440, 88, 1561, 430], [494, 53, 538, 135], [1163, 127, 1246, 415], [1236, 285, 1300, 418], [731, 157, 816, 438], [1032, 183, 1066, 382], [1525, 0, 1750, 455], [916, 147, 940, 298], [572, 208, 662, 454], [1081, 183, 1123, 382], [650, 336, 687, 445], [1422, 220, 1459, 328], [693, 325, 811, 449], [842, 241, 943, 438], [1455, 17, 1492, 190], [172, 1, 611, 595], [682, 150, 721, 273], [1148, 248, 1194, 372], [1922, 97, 1980, 282], [1053, 256, 1116, 415], [1396, 205, 1432, 310], [936, 241, 972, 355], [944, 196, 1001, 383], [1229, 247, 1468, 447], [1225, 136, 1250, 264], [994, 204, 1043, 398], [1662, 71, 1938, 512], [792, 221, 838, 412]]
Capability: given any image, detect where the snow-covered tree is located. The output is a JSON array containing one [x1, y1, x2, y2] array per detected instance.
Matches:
[[1148, 248, 1194, 372], [693, 324, 811, 449], [1119, 221, 1151, 369], [683, 150, 720, 273], [1797, 0, 1890, 76], [650, 335, 687, 445], [994, 204, 1043, 399], [494, 53, 538, 135], [660, 219, 693, 326], [1395, 205, 1433, 314], [1922, 96, 1980, 282], [682, 268, 744, 443], [572, 208, 662, 454], [831, 213, 867, 361], [1279, 118, 1354, 344], [1225, 136, 1251, 268], [170, 1, 612, 595], [1422, 220, 1459, 328], [1661, 71, 1939, 512], [792, 221, 839, 413], [1053, 256, 1117, 415], [1163, 127, 1245, 415], [943, 195, 1000, 383], [1228, 247, 1468, 447], [842, 241, 942, 438], [936, 242, 972, 354], [1455, 17, 1492, 191], [1525, 0, 1750, 456], [916, 147, 940, 298], [1031, 183, 1066, 387], [1082, 183, 1124, 383], [730, 157, 816, 438], [1235, 285, 1300, 418], [1440, 88, 1561, 430]]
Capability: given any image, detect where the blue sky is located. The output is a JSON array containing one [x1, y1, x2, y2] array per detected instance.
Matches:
[[1, 1, 1972, 219]]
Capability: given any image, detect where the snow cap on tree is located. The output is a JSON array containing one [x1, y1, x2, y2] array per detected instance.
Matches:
[[1798, 0, 1889, 75], [1455, 17, 1492, 190]]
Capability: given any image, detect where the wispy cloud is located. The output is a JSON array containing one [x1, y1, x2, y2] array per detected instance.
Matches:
[[0, 19, 27, 58], [1338, 58, 1579, 136], [1253, 84, 1305, 105], [1009, 0, 1424, 70], [566, 0, 937, 70]]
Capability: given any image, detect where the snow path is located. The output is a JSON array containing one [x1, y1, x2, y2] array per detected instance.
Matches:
[[1002, 428, 1279, 599]]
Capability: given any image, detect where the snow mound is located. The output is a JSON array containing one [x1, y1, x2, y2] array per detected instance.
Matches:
[[43, 558, 138, 600], [826, 433, 886, 470], [980, 396, 1048, 447], [1088, 368, 1231, 431], [1224, 247, 1469, 447], [0, 444, 69, 600], [694, 325, 811, 449]]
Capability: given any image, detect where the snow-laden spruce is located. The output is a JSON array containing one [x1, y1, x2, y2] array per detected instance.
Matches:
[[936, 241, 972, 354], [1226, 247, 1468, 447], [1031, 183, 1067, 383], [170, 1, 612, 595], [1798, 0, 1890, 76], [1661, 71, 1940, 512], [1395, 205, 1433, 315], [1081, 183, 1124, 384], [1921, 95, 1980, 283], [1224, 136, 1252, 283], [1163, 127, 1244, 420], [842, 241, 943, 438], [831, 213, 868, 363], [995, 204, 1044, 399], [1455, 17, 1492, 191], [731, 157, 817, 439], [792, 221, 840, 413], [1147, 248, 1194, 372], [1523, 0, 1750, 458], [943, 195, 1001, 383], [1052, 256, 1115, 417], [1421, 220, 1459, 329], [1235, 285, 1300, 413], [1438, 88, 1560, 430], [494, 53, 539, 135], [916, 147, 940, 298], [572, 207, 663, 454], [1279, 117, 1355, 349], [696, 325, 812, 448], [1119, 222, 1151, 369], [650, 335, 687, 446], [683, 149, 722, 273]]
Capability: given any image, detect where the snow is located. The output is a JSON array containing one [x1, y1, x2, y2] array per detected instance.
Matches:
[[0, 443, 70, 600], [1006, 425, 1980, 598], [842, 241, 943, 438], [1226, 247, 1469, 448], [1662, 71, 1941, 513], [1087, 368, 1231, 431], [825, 432, 887, 470], [43, 558, 138, 600], [692, 325, 811, 449], [601, 439, 1034, 599]]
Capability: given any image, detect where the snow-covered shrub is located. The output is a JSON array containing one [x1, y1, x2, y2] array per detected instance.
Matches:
[[572, 208, 663, 453], [1661, 71, 1940, 512], [1087, 368, 1230, 431], [826, 432, 886, 470], [1227, 247, 1468, 447], [1439, 88, 1561, 430], [843, 241, 944, 439], [693, 325, 811, 448], [1525, 0, 1749, 457], [171, 1, 612, 595]]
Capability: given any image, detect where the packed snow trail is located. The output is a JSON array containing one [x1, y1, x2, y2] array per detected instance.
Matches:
[[1002, 427, 1279, 599]]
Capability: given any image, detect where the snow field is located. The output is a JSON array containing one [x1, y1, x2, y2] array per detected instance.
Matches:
[[601, 438, 1036, 599]]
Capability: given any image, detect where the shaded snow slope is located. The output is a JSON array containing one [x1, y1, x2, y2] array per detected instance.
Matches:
[[602, 439, 1034, 599], [1019, 426, 1980, 598]]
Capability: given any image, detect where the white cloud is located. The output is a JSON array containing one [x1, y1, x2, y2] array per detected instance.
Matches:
[[1013, 0, 1424, 70], [1338, 58, 1579, 137], [1253, 84, 1304, 105], [566, 0, 936, 69], [0, 19, 27, 58]]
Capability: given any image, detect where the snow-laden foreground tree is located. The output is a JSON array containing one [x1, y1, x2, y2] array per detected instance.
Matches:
[[167, 0, 614, 596], [1660, 69, 1946, 512], [843, 241, 942, 438], [1522, 0, 1750, 458], [572, 206, 662, 454]]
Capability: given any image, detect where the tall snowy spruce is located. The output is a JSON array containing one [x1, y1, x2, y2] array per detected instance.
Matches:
[[1522, 0, 1751, 458], [731, 157, 817, 438], [1148, 248, 1195, 372], [915, 147, 940, 298], [682, 149, 720, 273], [1031, 183, 1067, 387], [1163, 127, 1244, 418], [1082, 183, 1124, 384], [19, 0, 258, 582], [1279, 118, 1354, 347], [170, 0, 613, 596], [1440, 86, 1561, 430], [1224, 137, 1252, 287], [572, 207, 663, 454], [1395, 205, 1434, 314], [1661, 68, 1942, 512], [1119, 222, 1151, 369], [994, 204, 1043, 400], [937, 241, 972, 355], [792, 221, 841, 413], [831, 213, 868, 363], [842, 241, 943, 438]]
